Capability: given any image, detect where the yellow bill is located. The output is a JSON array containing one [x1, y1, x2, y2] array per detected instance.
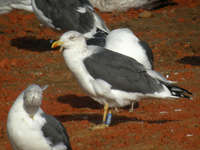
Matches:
[[51, 41, 64, 48], [51, 41, 65, 52]]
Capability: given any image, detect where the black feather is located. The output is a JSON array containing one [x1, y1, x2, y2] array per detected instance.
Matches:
[[166, 85, 192, 99]]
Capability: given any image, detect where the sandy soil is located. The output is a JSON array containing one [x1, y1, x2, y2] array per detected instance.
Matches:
[[0, 0, 200, 150]]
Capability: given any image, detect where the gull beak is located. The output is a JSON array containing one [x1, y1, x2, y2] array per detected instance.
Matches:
[[51, 41, 64, 52], [29, 114, 34, 119]]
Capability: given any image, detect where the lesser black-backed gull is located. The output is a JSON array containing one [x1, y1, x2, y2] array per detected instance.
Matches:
[[7, 84, 72, 150], [89, 0, 175, 12], [51, 31, 192, 129], [31, 0, 109, 46]]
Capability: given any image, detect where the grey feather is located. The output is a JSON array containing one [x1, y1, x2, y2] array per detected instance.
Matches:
[[41, 113, 72, 150], [84, 48, 163, 93], [139, 40, 154, 69], [34, 0, 94, 33]]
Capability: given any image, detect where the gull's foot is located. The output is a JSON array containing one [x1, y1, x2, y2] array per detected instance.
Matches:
[[114, 107, 120, 112], [129, 108, 134, 112], [90, 124, 109, 130]]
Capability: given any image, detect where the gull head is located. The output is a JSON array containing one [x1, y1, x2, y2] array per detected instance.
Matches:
[[23, 84, 48, 118], [51, 31, 86, 52]]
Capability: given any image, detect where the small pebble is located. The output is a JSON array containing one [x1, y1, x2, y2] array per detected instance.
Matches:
[[139, 11, 152, 18], [174, 108, 182, 112], [160, 111, 168, 114], [186, 134, 193, 137]]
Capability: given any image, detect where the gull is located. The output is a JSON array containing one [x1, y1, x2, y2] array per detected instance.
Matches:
[[0, 0, 32, 14], [7, 84, 72, 150], [51, 31, 192, 129], [105, 28, 154, 70], [89, 0, 175, 12], [31, 0, 109, 46]]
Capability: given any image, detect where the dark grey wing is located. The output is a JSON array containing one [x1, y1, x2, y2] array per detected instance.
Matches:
[[41, 113, 72, 150], [34, 0, 94, 33], [84, 49, 162, 94], [139, 40, 154, 69]]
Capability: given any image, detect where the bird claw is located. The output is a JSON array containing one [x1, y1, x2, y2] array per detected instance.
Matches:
[[90, 124, 109, 130]]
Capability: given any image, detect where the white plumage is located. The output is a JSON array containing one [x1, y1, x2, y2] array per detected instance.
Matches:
[[89, 0, 174, 12], [0, 0, 32, 14], [105, 28, 153, 70]]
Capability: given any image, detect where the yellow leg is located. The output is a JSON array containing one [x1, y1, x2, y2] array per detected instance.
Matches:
[[91, 103, 110, 130], [129, 102, 134, 112], [102, 103, 109, 123]]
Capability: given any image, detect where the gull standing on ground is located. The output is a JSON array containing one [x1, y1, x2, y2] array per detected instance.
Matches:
[[52, 31, 192, 129], [7, 84, 72, 150]]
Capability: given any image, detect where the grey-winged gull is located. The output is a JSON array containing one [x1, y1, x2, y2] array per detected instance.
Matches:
[[89, 0, 175, 12], [0, 0, 32, 14], [31, 0, 109, 46], [51, 31, 192, 129], [7, 84, 72, 150]]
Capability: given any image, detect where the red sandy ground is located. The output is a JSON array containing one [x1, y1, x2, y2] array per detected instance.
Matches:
[[0, 0, 200, 150]]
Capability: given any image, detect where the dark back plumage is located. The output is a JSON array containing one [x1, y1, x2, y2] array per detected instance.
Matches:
[[41, 113, 72, 150], [34, 0, 94, 33], [84, 48, 163, 94]]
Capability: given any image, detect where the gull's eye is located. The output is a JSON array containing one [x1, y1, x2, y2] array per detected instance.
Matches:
[[69, 35, 76, 40]]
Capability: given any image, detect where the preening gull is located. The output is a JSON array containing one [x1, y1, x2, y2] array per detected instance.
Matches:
[[51, 31, 192, 129], [31, 0, 109, 46], [105, 28, 154, 70], [89, 0, 175, 12], [0, 0, 32, 14], [7, 84, 72, 150]]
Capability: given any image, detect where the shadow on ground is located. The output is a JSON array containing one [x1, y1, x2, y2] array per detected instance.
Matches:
[[57, 95, 176, 125], [55, 113, 177, 125], [58, 94, 140, 110], [58, 94, 102, 110], [177, 56, 200, 66], [10, 36, 58, 52]]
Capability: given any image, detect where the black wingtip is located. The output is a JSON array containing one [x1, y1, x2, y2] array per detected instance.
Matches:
[[168, 85, 193, 99]]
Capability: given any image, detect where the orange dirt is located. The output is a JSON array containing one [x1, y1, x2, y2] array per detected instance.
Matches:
[[0, 0, 200, 150]]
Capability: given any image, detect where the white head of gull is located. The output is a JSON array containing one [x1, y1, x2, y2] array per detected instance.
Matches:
[[52, 31, 192, 129]]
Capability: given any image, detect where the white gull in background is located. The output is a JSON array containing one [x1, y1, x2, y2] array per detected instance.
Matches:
[[0, 0, 32, 14], [105, 28, 154, 70], [89, 0, 175, 12], [7, 84, 72, 150], [51, 31, 192, 129]]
